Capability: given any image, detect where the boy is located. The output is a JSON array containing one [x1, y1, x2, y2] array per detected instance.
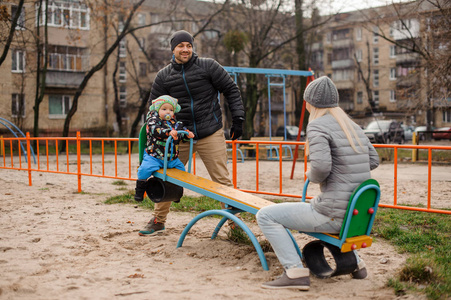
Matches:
[[134, 95, 194, 207]]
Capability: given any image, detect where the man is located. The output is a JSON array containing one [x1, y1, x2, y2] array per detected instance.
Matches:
[[138, 30, 245, 236]]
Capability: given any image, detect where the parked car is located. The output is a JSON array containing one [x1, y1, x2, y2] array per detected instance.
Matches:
[[401, 125, 415, 141], [432, 127, 451, 140], [364, 120, 405, 144], [414, 126, 436, 141], [275, 125, 305, 140]]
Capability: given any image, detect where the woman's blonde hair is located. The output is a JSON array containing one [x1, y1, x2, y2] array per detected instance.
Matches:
[[305, 106, 364, 155]]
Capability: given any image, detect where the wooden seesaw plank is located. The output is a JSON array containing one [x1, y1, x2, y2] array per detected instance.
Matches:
[[153, 168, 274, 214]]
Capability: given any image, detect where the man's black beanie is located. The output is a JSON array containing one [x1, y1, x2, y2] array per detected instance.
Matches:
[[170, 30, 194, 51]]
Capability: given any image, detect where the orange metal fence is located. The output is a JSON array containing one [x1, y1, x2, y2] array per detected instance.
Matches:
[[1, 133, 450, 215]]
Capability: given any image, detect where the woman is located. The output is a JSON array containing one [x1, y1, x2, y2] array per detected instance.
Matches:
[[256, 76, 379, 291]]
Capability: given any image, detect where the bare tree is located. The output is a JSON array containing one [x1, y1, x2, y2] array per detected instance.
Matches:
[[62, 0, 146, 138], [219, 0, 333, 139], [33, 0, 49, 140], [353, 40, 375, 111], [0, 0, 25, 66], [355, 0, 450, 129]]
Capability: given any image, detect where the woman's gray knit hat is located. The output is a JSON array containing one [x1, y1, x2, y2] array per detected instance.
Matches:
[[304, 76, 339, 108], [170, 30, 194, 51]]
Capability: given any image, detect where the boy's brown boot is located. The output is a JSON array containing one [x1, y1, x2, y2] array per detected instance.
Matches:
[[134, 179, 147, 202], [138, 217, 165, 236]]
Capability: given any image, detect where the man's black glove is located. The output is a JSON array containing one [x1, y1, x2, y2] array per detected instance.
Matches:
[[230, 117, 244, 140]]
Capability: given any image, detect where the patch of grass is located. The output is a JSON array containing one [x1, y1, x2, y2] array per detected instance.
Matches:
[[373, 208, 451, 299], [227, 226, 253, 245], [171, 195, 222, 212], [104, 190, 135, 204], [112, 180, 127, 186], [104, 192, 267, 248], [387, 278, 407, 296]]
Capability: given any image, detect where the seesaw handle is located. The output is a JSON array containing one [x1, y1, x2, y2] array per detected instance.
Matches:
[[163, 131, 194, 181]]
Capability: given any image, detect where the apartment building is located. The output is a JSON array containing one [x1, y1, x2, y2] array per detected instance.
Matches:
[[1, 0, 448, 137], [1, 0, 108, 136], [309, 1, 449, 128], [0, 0, 215, 137]]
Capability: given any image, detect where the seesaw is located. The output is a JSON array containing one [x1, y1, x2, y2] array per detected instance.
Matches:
[[138, 126, 381, 276]]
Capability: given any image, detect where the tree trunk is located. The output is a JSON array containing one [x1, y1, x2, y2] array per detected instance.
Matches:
[[61, 0, 146, 139], [33, 0, 48, 141]]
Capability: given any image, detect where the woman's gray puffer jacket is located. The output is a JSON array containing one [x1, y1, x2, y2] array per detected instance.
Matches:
[[149, 53, 244, 139], [306, 113, 379, 221]]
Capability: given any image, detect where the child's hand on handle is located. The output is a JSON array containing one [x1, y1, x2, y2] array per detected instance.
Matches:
[[186, 130, 195, 139], [170, 130, 178, 140]]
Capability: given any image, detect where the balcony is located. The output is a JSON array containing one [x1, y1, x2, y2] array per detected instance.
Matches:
[[332, 59, 354, 69], [396, 99, 416, 110], [332, 39, 353, 49], [396, 53, 420, 65], [269, 102, 288, 112], [340, 101, 354, 112], [45, 70, 85, 88], [396, 75, 420, 87], [310, 42, 323, 51], [334, 81, 354, 89]]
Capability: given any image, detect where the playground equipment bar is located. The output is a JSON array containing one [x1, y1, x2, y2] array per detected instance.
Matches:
[[0, 133, 450, 215]]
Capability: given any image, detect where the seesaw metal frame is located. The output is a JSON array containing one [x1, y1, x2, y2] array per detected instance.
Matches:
[[152, 132, 299, 271]]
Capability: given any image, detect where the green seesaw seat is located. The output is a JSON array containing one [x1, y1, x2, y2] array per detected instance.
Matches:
[[295, 178, 381, 278]]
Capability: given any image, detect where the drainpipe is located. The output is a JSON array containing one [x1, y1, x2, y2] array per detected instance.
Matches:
[[103, 10, 109, 137]]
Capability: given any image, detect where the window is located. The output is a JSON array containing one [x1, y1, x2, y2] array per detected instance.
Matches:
[[119, 62, 126, 82], [12, 94, 25, 117], [139, 62, 147, 77], [389, 45, 396, 58], [373, 70, 379, 87], [357, 91, 363, 104], [327, 53, 332, 65], [373, 48, 379, 65], [11, 5, 25, 29], [47, 46, 87, 71], [390, 90, 396, 102], [397, 66, 417, 77], [443, 109, 451, 123], [139, 37, 145, 51], [390, 68, 396, 80], [118, 21, 124, 34], [373, 27, 379, 43], [355, 49, 362, 62], [326, 32, 331, 43], [119, 86, 127, 107], [191, 22, 198, 33], [149, 12, 170, 34], [332, 69, 353, 81], [389, 24, 394, 36], [36, 1, 90, 30], [355, 27, 362, 41], [119, 39, 126, 57], [11, 49, 25, 72], [137, 13, 146, 26], [49, 95, 71, 117], [372, 90, 379, 106]]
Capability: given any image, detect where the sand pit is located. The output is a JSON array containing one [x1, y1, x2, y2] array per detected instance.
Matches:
[[2, 154, 448, 299]]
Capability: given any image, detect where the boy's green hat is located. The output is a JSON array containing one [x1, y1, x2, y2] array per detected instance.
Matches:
[[150, 95, 181, 113]]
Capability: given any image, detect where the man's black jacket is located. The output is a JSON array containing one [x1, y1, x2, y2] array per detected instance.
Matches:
[[149, 53, 244, 139]]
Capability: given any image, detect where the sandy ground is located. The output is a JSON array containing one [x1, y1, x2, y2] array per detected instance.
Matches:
[[1, 152, 450, 299]]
